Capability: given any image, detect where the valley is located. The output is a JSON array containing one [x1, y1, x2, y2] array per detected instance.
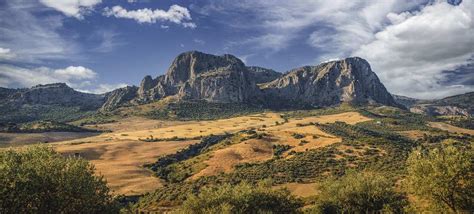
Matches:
[[1, 51, 472, 213]]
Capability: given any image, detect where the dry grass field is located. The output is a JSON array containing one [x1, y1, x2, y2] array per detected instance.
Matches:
[[107, 113, 284, 140], [191, 138, 274, 179], [3, 111, 372, 196], [54, 139, 197, 195], [188, 112, 371, 179]]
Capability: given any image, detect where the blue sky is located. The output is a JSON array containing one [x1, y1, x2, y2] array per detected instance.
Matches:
[[0, 0, 472, 99]]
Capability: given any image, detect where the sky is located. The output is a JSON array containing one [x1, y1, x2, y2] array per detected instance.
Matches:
[[0, 0, 472, 99]]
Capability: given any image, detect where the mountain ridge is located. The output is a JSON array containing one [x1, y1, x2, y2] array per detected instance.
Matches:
[[2, 51, 472, 123]]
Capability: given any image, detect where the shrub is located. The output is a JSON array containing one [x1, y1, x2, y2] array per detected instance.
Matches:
[[310, 171, 406, 213], [178, 182, 303, 214], [0, 146, 118, 213], [406, 145, 474, 212]]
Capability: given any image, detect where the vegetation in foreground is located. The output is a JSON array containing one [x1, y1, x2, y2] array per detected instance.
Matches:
[[406, 144, 474, 212], [177, 181, 302, 214], [0, 146, 118, 213], [309, 171, 406, 213], [1, 105, 473, 213]]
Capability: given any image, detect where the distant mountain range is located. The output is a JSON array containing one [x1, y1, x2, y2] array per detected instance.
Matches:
[[393, 92, 473, 117], [1, 51, 472, 123]]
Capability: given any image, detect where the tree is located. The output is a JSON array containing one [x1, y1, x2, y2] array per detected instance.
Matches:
[[311, 171, 406, 213], [0, 146, 118, 213], [406, 145, 474, 212], [178, 181, 303, 214]]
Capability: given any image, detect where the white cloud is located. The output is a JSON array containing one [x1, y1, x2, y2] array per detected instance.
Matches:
[[0, 48, 16, 60], [0, 1, 80, 63], [354, 1, 474, 99], [103, 5, 196, 28], [54, 66, 97, 81], [0, 65, 97, 89], [39, 0, 102, 19], [195, 0, 425, 54], [79, 83, 129, 94]]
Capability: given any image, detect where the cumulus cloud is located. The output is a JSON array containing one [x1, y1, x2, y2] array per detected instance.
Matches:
[[354, 1, 474, 99], [39, 0, 102, 19], [0, 65, 97, 89], [103, 5, 196, 28]]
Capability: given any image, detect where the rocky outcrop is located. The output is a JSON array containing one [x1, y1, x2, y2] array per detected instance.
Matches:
[[106, 53, 403, 110], [101, 86, 138, 112], [135, 51, 259, 103], [259, 57, 400, 108]]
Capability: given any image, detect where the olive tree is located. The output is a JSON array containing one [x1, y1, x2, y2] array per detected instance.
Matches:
[[406, 145, 473, 212], [178, 181, 303, 214], [0, 146, 118, 213], [311, 171, 406, 213]]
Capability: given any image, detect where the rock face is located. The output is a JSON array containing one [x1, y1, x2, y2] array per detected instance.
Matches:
[[260, 57, 400, 108], [104, 52, 403, 110], [134, 51, 259, 103], [101, 86, 138, 112]]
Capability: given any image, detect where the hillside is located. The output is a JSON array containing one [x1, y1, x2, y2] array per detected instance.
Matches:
[[0, 83, 104, 123], [394, 92, 473, 117]]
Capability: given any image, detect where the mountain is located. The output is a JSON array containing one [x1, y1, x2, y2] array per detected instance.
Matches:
[[105, 51, 401, 110], [0, 83, 105, 123], [131, 51, 259, 105], [0, 51, 415, 122], [260, 57, 400, 108], [402, 92, 473, 116], [0, 83, 104, 108]]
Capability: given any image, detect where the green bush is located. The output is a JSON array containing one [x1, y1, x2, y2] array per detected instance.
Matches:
[[0, 146, 118, 213], [406, 145, 474, 212], [310, 171, 406, 213], [178, 182, 303, 214]]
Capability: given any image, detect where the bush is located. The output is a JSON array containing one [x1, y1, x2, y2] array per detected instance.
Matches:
[[178, 182, 303, 214], [0, 146, 118, 213], [310, 171, 406, 213], [406, 145, 474, 212]]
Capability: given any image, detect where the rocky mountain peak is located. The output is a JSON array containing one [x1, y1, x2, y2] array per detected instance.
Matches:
[[260, 57, 400, 108], [102, 52, 403, 110], [164, 51, 246, 85]]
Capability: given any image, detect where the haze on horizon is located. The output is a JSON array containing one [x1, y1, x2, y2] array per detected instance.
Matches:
[[0, 0, 472, 99]]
